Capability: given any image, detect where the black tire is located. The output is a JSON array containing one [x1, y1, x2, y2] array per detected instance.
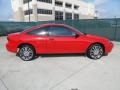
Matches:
[[87, 44, 104, 60], [18, 45, 36, 61]]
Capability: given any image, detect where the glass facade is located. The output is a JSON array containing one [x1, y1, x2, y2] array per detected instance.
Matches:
[[37, 9, 52, 15], [23, 0, 32, 4], [65, 12, 72, 20], [74, 14, 79, 20], [37, 0, 52, 4], [55, 0, 63, 7], [24, 9, 33, 15], [55, 11, 63, 20], [74, 5, 79, 10], [65, 3, 72, 8]]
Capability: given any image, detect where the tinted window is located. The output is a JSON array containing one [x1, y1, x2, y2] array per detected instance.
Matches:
[[65, 3, 72, 8], [37, 9, 52, 15], [55, 0, 63, 7], [23, 0, 32, 4], [65, 12, 72, 20], [24, 9, 33, 15], [74, 5, 79, 10], [27, 27, 48, 36], [55, 11, 63, 20], [37, 0, 52, 4], [74, 14, 79, 20], [49, 26, 75, 36]]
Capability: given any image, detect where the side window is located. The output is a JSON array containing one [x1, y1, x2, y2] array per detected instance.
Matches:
[[27, 27, 49, 36], [49, 26, 75, 36]]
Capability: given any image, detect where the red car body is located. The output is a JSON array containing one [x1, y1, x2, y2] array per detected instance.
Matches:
[[6, 24, 113, 58]]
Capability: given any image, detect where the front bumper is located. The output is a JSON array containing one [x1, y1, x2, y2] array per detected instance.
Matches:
[[105, 42, 114, 54]]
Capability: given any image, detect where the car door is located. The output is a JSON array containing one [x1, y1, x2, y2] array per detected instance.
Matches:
[[46, 26, 85, 54]]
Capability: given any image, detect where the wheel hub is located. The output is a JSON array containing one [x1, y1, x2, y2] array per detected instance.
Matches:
[[94, 50, 100, 55], [23, 51, 30, 56], [19, 46, 34, 61], [89, 45, 103, 59]]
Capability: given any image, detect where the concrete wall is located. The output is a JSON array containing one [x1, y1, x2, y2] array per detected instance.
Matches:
[[12, 7, 24, 22], [37, 15, 54, 21], [79, 14, 94, 19]]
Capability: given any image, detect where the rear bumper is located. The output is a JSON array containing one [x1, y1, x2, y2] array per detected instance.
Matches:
[[6, 43, 17, 53]]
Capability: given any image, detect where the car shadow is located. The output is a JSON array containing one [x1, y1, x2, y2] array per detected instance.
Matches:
[[37, 53, 86, 58]]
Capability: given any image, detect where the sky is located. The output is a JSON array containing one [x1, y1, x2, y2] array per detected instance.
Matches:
[[0, 0, 120, 21], [84, 0, 120, 18], [0, 0, 12, 21]]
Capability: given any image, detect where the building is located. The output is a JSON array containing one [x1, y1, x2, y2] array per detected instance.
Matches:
[[11, 0, 96, 22]]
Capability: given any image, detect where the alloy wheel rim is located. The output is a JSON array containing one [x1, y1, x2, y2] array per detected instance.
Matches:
[[90, 45, 103, 59], [19, 47, 33, 61]]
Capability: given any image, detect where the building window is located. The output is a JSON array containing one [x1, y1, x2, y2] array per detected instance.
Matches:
[[23, 0, 32, 4], [37, 0, 52, 4], [55, 0, 63, 7], [55, 11, 63, 20], [65, 12, 72, 20], [74, 14, 79, 20], [24, 9, 33, 15], [74, 5, 79, 10], [37, 9, 52, 15], [65, 3, 72, 8]]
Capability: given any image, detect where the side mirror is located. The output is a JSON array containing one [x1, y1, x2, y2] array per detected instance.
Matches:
[[75, 34, 80, 38], [73, 33, 79, 38]]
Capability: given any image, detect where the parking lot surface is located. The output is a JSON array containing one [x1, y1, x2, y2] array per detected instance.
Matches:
[[0, 37, 120, 90]]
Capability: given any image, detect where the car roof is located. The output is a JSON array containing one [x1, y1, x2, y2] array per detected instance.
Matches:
[[22, 23, 82, 34], [25, 23, 68, 30], [36, 23, 69, 27]]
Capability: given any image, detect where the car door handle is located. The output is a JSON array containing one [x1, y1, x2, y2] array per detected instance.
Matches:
[[49, 38, 54, 40]]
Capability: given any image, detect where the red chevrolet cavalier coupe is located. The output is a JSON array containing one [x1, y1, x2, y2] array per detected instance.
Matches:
[[6, 24, 113, 61]]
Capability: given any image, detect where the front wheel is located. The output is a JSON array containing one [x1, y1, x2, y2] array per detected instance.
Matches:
[[18, 45, 36, 61], [87, 44, 104, 60]]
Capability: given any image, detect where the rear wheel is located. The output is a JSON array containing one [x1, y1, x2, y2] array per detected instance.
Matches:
[[87, 44, 104, 60], [18, 45, 36, 61]]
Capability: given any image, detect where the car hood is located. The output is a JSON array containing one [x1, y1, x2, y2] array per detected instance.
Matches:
[[84, 34, 109, 42]]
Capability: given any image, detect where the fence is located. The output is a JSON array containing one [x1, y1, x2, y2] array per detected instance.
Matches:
[[0, 19, 120, 41]]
